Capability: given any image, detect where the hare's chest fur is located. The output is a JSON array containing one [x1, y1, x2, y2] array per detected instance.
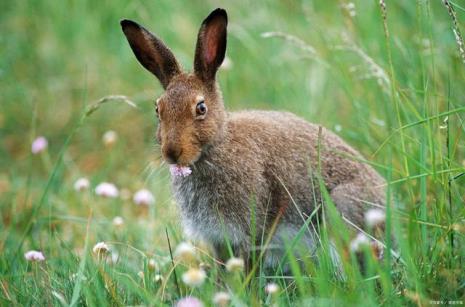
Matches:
[[171, 170, 252, 246]]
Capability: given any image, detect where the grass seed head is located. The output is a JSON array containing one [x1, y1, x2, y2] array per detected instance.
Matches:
[[92, 242, 110, 256], [350, 233, 370, 252], [364, 208, 386, 228], [174, 242, 197, 263], [265, 282, 280, 295], [74, 177, 90, 192], [102, 130, 118, 147], [225, 257, 245, 272], [112, 216, 124, 227], [181, 268, 206, 287], [213, 291, 231, 306], [148, 258, 158, 271]]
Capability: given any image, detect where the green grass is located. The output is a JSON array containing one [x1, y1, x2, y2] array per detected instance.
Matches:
[[1, 0, 465, 305]]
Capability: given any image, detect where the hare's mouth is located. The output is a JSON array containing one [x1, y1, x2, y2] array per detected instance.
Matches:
[[164, 149, 202, 168]]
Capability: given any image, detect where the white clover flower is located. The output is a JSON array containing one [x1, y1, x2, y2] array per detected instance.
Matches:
[[364, 208, 386, 228], [24, 250, 45, 262], [31, 136, 48, 154], [181, 268, 206, 287], [265, 282, 280, 295], [349, 233, 370, 252], [133, 189, 155, 206], [92, 242, 110, 255], [212, 291, 231, 306], [174, 242, 197, 263], [95, 182, 119, 198], [148, 258, 158, 271], [225, 257, 244, 272], [102, 130, 118, 147], [169, 165, 192, 177], [112, 216, 124, 227], [74, 177, 90, 192]]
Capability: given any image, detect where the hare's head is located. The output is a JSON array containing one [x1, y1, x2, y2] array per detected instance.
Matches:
[[121, 9, 228, 166]]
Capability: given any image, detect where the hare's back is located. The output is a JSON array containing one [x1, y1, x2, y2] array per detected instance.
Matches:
[[227, 110, 378, 189]]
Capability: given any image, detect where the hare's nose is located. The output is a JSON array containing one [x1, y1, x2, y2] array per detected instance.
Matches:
[[165, 147, 182, 164]]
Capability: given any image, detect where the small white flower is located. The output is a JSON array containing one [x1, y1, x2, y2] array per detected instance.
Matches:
[[138, 271, 145, 279], [212, 291, 230, 306], [24, 250, 45, 262], [182, 268, 206, 287], [74, 177, 90, 192], [154, 274, 163, 282], [176, 297, 204, 307], [148, 258, 158, 271], [31, 136, 48, 154], [174, 242, 197, 263], [102, 130, 118, 147], [133, 189, 155, 206], [169, 165, 192, 177], [95, 182, 119, 198], [350, 233, 370, 252], [265, 282, 280, 295], [225, 257, 244, 272], [364, 208, 386, 228], [112, 216, 124, 227], [93, 242, 110, 255]]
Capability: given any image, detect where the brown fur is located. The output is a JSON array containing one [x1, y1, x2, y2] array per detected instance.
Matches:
[[121, 9, 386, 267]]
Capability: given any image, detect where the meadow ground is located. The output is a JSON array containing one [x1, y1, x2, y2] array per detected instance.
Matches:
[[1, 0, 465, 306]]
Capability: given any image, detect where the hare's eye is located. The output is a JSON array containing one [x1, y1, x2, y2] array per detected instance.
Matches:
[[155, 106, 159, 114], [196, 101, 207, 116]]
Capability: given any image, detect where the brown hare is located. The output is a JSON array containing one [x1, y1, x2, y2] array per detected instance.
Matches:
[[121, 8, 385, 268]]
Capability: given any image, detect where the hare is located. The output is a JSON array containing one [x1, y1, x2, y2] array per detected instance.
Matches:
[[121, 8, 386, 268]]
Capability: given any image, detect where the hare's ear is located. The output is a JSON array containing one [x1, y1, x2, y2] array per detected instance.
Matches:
[[193, 8, 227, 82], [121, 19, 181, 89]]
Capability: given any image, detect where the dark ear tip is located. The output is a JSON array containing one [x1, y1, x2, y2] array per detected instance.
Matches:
[[120, 19, 140, 30], [204, 8, 228, 24]]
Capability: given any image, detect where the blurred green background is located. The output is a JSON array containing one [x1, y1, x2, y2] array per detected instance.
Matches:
[[1, 0, 465, 305]]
